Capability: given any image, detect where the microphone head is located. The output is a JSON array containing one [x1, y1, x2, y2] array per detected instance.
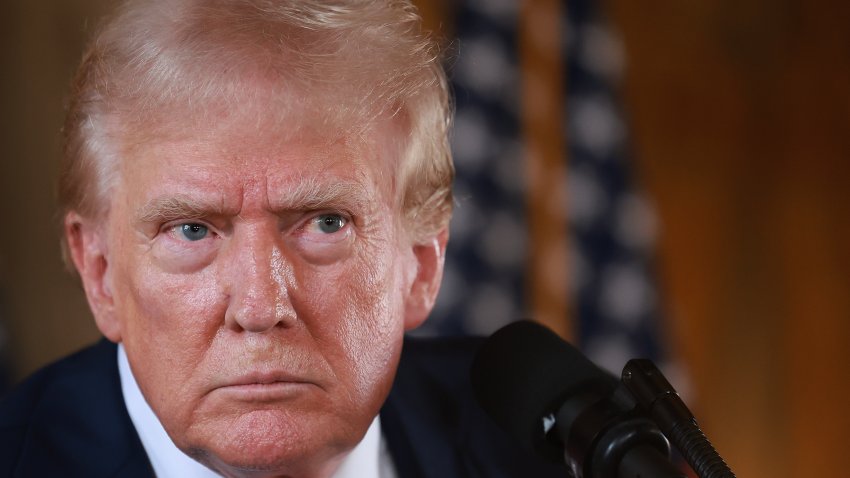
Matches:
[[470, 320, 616, 461]]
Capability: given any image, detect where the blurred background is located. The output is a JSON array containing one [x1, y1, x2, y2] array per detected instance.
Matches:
[[1, 1, 848, 477]]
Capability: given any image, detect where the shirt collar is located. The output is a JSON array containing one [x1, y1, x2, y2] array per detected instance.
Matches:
[[117, 343, 393, 478]]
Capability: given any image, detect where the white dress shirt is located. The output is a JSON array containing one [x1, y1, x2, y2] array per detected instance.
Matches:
[[118, 345, 397, 478]]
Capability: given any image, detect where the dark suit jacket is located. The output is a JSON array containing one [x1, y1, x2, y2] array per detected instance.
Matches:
[[0, 338, 567, 477]]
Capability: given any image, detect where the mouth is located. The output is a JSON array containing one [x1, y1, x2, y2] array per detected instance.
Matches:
[[215, 372, 320, 402]]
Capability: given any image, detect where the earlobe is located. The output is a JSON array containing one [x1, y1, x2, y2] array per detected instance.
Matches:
[[64, 212, 122, 342], [403, 228, 449, 331]]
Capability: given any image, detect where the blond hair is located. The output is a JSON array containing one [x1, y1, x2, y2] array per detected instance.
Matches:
[[59, 0, 454, 266]]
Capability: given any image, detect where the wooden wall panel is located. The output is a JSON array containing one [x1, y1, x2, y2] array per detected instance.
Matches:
[[0, 1, 110, 381], [607, 1, 850, 476]]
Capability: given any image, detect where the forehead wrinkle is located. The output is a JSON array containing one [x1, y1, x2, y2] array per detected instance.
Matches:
[[136, 195, 235, 223]]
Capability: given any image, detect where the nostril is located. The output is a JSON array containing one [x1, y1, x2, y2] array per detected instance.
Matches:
[[224, 276, 296, 333]]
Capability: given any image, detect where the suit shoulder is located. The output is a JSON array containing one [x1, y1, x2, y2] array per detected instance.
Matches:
[[0, 340, 116, 427], [0, 340, 130, 475], [399, 335, 483, 380], [389, 335, 569, 477]]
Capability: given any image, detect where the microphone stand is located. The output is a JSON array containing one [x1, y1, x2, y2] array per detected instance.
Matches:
[[554, 359, 735, 478], [554, 388, 687, 478], [621, 360, 735, 478]]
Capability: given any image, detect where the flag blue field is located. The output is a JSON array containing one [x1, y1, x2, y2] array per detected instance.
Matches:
[[416, 0, 669, 372]]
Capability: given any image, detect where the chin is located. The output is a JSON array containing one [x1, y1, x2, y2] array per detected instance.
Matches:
[[181, 409, 358, 478]]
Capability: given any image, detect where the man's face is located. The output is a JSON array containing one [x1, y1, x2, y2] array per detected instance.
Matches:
[[76, 114, 440, 476]]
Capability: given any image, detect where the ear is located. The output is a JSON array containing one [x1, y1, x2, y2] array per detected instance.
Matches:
[[64, 211, 122, 342], [403, 227, 449, 331]]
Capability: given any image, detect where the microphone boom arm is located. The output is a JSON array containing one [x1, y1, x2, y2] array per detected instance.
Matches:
[[621, 360, 735, 478]]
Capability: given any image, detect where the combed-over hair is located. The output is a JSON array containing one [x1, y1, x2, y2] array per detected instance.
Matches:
[[59, 0, 454, 267]]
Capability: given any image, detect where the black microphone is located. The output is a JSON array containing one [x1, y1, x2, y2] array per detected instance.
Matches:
[[471, 320, 686, 478]]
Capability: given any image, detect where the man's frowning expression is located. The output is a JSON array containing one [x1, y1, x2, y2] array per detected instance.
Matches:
[[71, 116, 442, 477]]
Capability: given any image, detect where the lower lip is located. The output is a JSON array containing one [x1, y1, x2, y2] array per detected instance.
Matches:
[[217, 382, 317, 402]]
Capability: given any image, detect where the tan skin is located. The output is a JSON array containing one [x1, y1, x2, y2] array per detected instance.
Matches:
[[64, 116, 448, 478]]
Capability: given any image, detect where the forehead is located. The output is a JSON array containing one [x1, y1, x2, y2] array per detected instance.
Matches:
[[114, 113, 405, 215]]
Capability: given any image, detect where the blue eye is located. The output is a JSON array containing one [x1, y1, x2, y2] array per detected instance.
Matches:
[[179, 223, 209, 241], [315, 215, 346, 234]]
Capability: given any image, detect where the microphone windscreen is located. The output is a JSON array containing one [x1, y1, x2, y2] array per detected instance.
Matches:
[[470, 320, 616, 460]]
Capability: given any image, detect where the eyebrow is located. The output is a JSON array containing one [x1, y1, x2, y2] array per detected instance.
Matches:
[[135, 178, 374, 224], [276, 177, 371, 213], [136, 196, 233, 224]]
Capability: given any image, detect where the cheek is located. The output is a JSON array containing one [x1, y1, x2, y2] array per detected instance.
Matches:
[[123, 265, 223, 336], [116, 262, 225, 401], [298, 245, 406, 399]]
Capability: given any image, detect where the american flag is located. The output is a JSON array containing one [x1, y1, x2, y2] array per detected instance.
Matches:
[[416, 0, 671, 374]]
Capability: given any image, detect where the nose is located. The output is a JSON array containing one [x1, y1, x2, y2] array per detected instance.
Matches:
[[223, 228, 295, 333]]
